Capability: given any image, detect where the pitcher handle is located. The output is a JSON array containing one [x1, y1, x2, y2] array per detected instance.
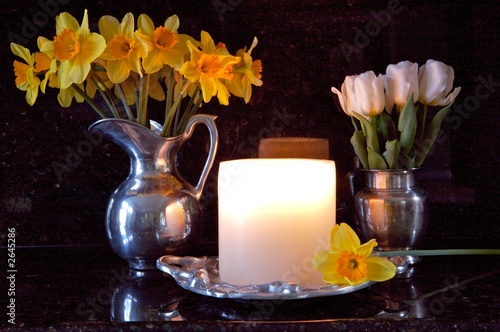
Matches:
[[181, 114, 219, 200]]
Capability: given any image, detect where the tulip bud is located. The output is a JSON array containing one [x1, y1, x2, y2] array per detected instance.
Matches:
[[418, 59, 461, 106], [331, 70, 385, 118], [384, 60, 419, 113]]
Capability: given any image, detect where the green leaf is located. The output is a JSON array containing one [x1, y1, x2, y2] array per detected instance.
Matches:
[[414, 100, 455, 166], [382, 140, 400, 169], [368, 147, 388, 169], [399, 150, 415, 169], [398, 93, 418, 154], [353, 112, 380, 154], [350, 131, 369, 169], [375, 113, 388, 142]]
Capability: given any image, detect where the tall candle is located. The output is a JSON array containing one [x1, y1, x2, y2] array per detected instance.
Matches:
[[218, 158, 336, 285]]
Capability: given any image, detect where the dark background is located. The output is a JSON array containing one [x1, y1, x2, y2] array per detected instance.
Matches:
[[0, 0, 498, 250]]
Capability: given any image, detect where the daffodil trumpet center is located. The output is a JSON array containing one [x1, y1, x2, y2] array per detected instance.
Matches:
[[54, 29, 80, 61], [196, 54, 222, 78], [108, 34, 135, 60], [153, 26, 178, 50], [337, 251, 368, 283]]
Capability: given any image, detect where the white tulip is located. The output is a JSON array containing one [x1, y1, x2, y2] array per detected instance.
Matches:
[[385, 60, 419, 112], [331, 70, 385, 118], [418, 59, 461, 106]]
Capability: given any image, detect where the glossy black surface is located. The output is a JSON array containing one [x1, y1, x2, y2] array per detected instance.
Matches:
[[1, 246, 498, 330]]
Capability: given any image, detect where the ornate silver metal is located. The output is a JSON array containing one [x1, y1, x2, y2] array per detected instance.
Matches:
[[89, 115, 218, 270], [156, 255, 373, 300]]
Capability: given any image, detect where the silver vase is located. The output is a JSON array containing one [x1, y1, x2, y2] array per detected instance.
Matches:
[[89, 114, 218, 270], [354, 169, 429, 273]]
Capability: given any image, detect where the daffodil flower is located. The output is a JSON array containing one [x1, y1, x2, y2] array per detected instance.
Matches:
[[98, 13, 148, 83], [226, 37, 263, 103], [11, 43, 40, 106], [313, 223, 396, 286], [10, 10, 262, 137], [137, 14, 193, 74], [40, 9, 106, 90], [180, 31, 240, 105], [36, 36, 59, 93]]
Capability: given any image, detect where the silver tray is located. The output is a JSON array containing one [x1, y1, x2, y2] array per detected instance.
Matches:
[[156, 255, 373, 300]]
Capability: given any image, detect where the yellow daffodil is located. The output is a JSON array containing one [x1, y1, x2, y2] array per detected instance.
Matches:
[[40, 9, 106, 89], [180, 31, 240, 105], [10, 10, 262, 137], [36, 36, 58, 93], [313, 223, 396, 286], [11, 43, 40, 106], [98, 13, 148, 83], [57, 84, 85, 107], [137, 14, 193, 74], [226, 37, 263, 103]]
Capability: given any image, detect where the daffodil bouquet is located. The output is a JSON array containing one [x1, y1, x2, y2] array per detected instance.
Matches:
[[11, 10, 263, 137], [331, 60, 460, 169]]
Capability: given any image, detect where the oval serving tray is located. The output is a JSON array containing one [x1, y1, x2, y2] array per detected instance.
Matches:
[[157, 255, 373, 300]]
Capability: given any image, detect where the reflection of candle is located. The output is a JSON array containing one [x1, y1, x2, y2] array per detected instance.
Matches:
[[218, 158, 336, 285], [258, 137, 329, 159], [164, 203, 185, 238], [368, 199, 385, 226]]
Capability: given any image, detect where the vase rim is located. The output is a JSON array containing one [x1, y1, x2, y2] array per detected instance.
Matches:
[[360, 168, 421, 173]]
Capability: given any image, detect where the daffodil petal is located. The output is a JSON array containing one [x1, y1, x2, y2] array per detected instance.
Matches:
[[356, 239, 377, 257], [164, 15, 179, 32], [330, 223, 361, 252], [107, 60, 130, 83], [200, 30, 216, 54], [56, 12, 79, 34], [312, 250, 340, 275], [99, 15, 120, 41], [121, 13, 135, 37], [11, 43, 33, 64], [138, 14, 154, 36], [366, 257, 396, 282], [322, 273, 347, 285]]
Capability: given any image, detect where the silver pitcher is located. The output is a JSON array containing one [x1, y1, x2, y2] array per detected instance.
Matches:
[[89, 114, 218, 270]]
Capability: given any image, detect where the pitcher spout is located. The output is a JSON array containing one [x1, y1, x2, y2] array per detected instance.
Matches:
[[88, 118, 168, 161]]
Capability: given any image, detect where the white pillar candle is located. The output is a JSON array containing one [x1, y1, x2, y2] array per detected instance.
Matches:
[[218, 158, 336, 286]]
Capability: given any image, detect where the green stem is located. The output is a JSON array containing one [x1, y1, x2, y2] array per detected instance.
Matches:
[[378, 249, 500, 257], [138, 74, 150, 128], [160, 94, 183, 137], [114, 84, 135, 121], [420, 104, 428, 141], [71, 84, 107, 119], [351, 116, 360, 132], [164, 69, 175, 136], [89, 74, 120, 119], [176, 88, 202, 136]]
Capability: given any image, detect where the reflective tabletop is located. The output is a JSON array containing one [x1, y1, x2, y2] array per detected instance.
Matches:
[[1, 246, 498, 331]]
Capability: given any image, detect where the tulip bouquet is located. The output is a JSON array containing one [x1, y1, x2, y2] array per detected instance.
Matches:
[[11, 10, 263, 137], [332, 60, 460, 169]]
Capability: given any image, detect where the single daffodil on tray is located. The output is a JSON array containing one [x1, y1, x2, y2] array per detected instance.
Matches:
[[313, 223, 396, 286]]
